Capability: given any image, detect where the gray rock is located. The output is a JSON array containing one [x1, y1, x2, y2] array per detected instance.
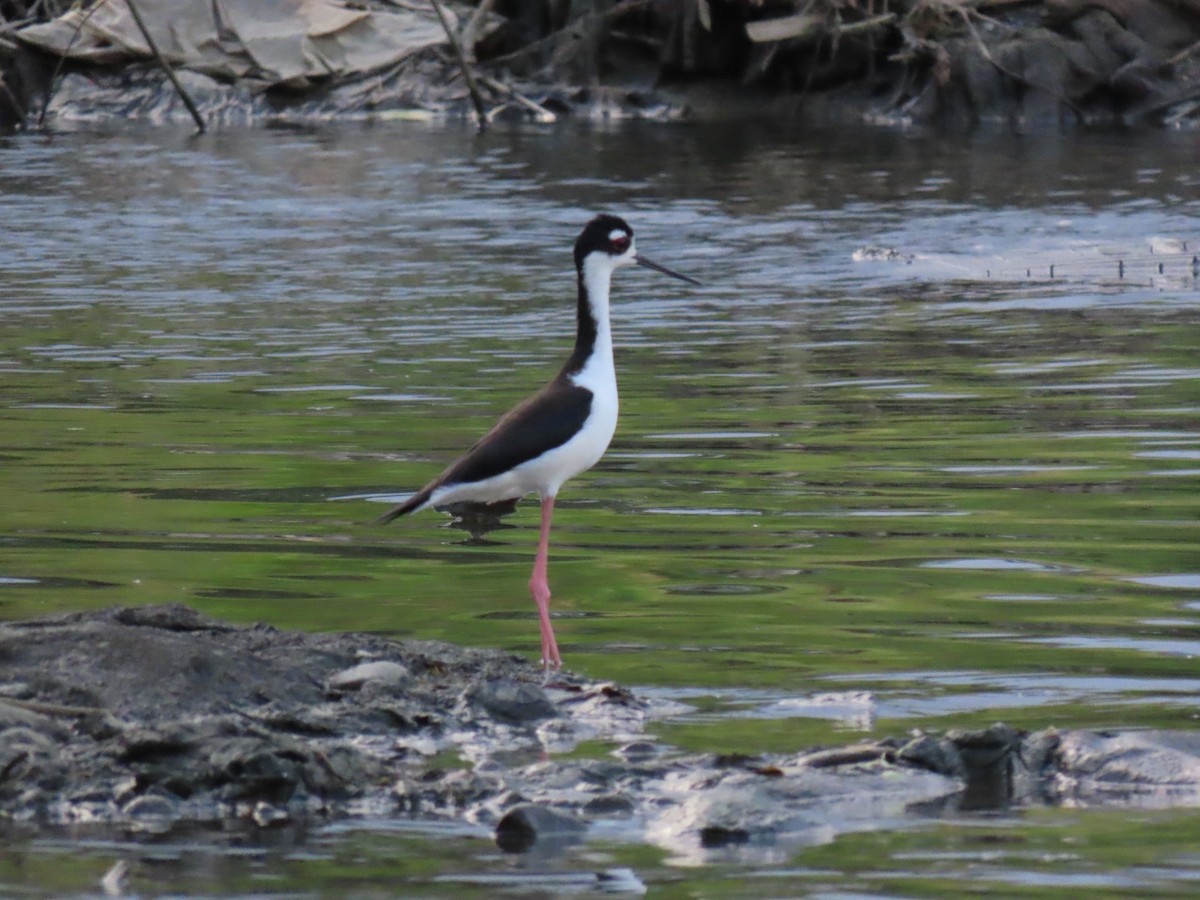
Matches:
[[465, 679, 558, 725], [1051, 730, 1200, 805], [3, 602, 1200, 864], [328, 660, 410, 692], [495, 803, 586, 853], [897, 734, 963, 777]]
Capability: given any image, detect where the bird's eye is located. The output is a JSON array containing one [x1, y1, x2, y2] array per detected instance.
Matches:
[[610, 236, 631, 253]]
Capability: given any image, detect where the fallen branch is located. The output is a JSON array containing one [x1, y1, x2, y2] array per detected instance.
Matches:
[[478, 73, 556, 123], [1167, 37, 1200, 67], [124, 0, 205, 133], [429, 0, 488, 131], [462, 0, 495, 64], [748, 9, 898, 43]]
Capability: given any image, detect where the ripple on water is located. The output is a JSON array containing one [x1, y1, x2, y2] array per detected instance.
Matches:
[[607, 451, 703, 459], [1135, 449, 1200, 460], [1026, 635, 1200, 657], [1127, 574, 1200, 589], [920, 558, 1078, 572], [645, 431, 778, 441], [841, 509, 970, 518], [940, 465, 1098, 474], [254, 384, 377, 393], [983, 593, 1075, 602], [645, 507, 762, 517], [349, 393, 452, 402], [18, 405, 118, 415], [894, 391, 978, 400], [665, 583, 785, 596], [649, 670, 1200, 727]]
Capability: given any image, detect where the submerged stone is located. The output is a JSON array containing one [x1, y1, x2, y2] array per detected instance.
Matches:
[[495, 803, 586, 853]]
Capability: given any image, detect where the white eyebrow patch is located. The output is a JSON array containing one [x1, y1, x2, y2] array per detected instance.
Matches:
[[609, 229, 630, 242]]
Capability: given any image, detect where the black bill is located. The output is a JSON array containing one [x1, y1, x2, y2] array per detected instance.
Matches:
[[636, 254, 702, 286]]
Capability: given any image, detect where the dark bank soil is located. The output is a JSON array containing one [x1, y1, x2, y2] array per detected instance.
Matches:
[[3, 605, 1200, 858], [2, 0, 1199, 130]]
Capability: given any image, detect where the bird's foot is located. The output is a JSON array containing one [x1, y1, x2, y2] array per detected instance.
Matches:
[[540, 658, 563, 684], [540, 642, 563, 673]]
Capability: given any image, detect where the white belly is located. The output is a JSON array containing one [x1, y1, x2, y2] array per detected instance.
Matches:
[[515, 391, 618, 497], [429, 391, 618, 506]]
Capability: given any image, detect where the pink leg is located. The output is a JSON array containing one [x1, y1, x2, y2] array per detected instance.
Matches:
[[529, 495, 562, 669]]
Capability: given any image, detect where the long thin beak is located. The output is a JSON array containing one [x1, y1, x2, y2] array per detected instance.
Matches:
[[636, 254, 702, 286]]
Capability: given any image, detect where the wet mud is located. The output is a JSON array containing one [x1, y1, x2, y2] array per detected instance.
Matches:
[[2, 605, 1199, 858]]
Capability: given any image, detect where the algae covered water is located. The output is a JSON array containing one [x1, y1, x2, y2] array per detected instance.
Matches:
[[2, 122, 1199, 895]]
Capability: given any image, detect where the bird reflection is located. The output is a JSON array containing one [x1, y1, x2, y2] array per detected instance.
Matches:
[[435, 498, 521, 542]]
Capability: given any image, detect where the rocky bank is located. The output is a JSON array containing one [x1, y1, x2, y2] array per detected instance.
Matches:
[[3, 605, 1200, 860]]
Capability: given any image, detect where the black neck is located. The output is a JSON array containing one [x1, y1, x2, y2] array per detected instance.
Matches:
[[561, 270, 597, 376]]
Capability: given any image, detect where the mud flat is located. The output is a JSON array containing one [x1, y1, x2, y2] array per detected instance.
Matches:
[[2, 605, 1200, 860]]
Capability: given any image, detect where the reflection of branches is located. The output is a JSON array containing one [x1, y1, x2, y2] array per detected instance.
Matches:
[[37, 0, 205, 131]]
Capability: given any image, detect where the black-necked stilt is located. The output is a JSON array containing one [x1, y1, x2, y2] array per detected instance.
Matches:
[[377, 214, 699, 668]]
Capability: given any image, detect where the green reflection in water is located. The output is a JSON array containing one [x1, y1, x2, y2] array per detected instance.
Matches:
[[2, 124, 1200, 896], [3, 284, 1199, 735]]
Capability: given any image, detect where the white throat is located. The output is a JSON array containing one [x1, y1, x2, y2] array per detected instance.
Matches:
[[574, 253, 618, 395], [581, 253, 615, 350]]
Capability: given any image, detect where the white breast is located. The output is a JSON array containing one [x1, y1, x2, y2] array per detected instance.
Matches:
[[428, 250, 622, 508], [426, 378, 618, 508], [522, 378, 618, 498]]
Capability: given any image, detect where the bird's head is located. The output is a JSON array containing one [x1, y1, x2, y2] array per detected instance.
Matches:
[[574, 214, 700, 286]]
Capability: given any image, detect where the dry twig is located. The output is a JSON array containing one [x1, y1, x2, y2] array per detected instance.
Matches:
[[429, 0, 488, 130], [124, 0, 205, 133]]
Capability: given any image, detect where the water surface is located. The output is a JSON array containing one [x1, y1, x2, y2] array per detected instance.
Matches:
[[2, 122, 1199, 895]]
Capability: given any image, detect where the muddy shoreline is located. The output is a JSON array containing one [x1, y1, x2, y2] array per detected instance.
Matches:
[[3, 605, 1200, 859], [2, 1, 1198, 130]]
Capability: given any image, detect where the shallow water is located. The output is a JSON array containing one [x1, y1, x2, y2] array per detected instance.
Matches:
[[2, 121, 1200, 895]]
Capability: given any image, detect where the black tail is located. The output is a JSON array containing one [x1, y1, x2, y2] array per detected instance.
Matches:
[[374, 485, 434, 525]]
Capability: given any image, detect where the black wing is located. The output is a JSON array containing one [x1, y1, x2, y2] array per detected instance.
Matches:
[[376, 377, 592, 524], [441, 379, 593, 486]]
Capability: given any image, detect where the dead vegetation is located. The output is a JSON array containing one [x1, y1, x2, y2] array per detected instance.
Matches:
[[467, 0, 1200, 125], [2, 0, 1199, 129]]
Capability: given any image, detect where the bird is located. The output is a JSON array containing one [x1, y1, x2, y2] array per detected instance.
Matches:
[[377, 214, 699, 669]]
